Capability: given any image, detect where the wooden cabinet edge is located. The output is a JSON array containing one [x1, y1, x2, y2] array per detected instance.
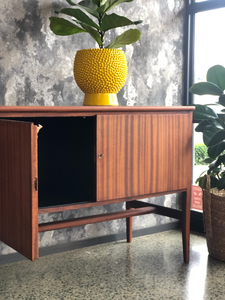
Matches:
[[31, 124, 39, 261]]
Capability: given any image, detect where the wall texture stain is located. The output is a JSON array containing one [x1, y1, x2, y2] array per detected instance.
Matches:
[[0, 0, 186, 256]]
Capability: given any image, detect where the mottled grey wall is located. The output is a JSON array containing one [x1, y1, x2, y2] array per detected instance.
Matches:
[[0, 0, 186, 255]]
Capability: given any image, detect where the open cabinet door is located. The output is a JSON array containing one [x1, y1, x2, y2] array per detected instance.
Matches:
[[0, 119, 38, 261]]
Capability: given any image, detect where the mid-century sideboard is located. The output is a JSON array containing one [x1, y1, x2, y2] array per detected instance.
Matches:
[[0, 106, 194, 262]]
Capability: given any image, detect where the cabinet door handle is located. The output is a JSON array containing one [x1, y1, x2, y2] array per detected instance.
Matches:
[[99, 153, 104, 158]]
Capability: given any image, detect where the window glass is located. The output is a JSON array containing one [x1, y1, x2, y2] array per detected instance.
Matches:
[[194, 8, 225, 94], [193, 8, 225, 193]]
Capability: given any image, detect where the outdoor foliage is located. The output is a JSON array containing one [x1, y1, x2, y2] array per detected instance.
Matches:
[[190, 65, 225, 190], [49, 0, 142, 49], [194, 143, 209, 165]]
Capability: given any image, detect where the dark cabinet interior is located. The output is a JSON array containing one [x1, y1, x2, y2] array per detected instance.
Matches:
[[5, 117, 96, 207]]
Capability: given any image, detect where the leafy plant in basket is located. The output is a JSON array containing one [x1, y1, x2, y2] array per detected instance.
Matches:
[[49, 0, 143, 106], [189, 65, 225, 190]]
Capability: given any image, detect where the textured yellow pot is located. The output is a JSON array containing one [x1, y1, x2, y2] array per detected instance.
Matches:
[[74, 49, 127, 106]]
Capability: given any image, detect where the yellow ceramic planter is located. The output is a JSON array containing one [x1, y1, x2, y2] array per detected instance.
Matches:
[[74, 49, 127, 106]]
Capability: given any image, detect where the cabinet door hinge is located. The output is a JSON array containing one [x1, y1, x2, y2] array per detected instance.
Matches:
[[34, 178, 38, 191]]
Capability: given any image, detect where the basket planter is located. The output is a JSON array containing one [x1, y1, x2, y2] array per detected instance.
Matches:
[[203, 176, 225, 261], [74, 49, 127, 106]]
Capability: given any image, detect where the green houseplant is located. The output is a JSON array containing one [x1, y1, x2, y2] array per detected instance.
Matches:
[[49, 0, 142, 106], [190, 64, 225, 261], [50, 0, 142, 49], [190, 65, 225, 190]]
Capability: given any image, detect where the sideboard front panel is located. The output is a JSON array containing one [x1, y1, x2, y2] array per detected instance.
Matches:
[[96, 113, 190, 202]]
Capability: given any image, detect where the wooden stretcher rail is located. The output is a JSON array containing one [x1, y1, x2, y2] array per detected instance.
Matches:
[[38, 206, 156, 232], [130, 200, 182, 219]]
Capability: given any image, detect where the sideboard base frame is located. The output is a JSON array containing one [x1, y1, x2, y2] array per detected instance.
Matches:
[[39, 196, 188, 261]]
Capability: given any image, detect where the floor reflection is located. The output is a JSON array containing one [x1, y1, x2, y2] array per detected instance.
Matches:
[[187, 245, 208, 300], [0, 230, 225, 299]]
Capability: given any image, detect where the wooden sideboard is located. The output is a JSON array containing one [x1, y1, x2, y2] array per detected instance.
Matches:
[[0, 106, 194, 262]]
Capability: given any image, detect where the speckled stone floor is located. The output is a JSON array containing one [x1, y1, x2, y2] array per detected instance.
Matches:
[[0, 230, 224, 299]]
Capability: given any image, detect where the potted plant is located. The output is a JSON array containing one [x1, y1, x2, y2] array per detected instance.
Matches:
[[49, 0, 142, 106], [190, 64, 225, 261]]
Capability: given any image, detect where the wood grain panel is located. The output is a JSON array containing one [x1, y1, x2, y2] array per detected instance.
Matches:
[[0, 119, 38, 261], [96, 113, 191, 202]]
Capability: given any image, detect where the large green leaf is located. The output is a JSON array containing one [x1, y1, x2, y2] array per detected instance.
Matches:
[[209, 119, 224, 130], [193, 104, 218, 120], [203, 125, 221, 146], [66, 0, 99, 18], [214, 154, 225, 167], [202, 158, 214, 164], [207, 166, 222, 175], [49, 17, 86, 35], [100, 13, 142, 31], [209, 161, 216, 169], [207, 129, 225, 147], [195, 120, 210, 132], [92, 0, 106, 5], [195, 119, 224, 133], [207, 65, 225, 91], [189, 82, 223, 96], [78, 0, 98, 9], [92, 0, 100, 5], [218, 113, 225, 125], [81, 23, 103, 46], [210, 176, 220, 189], [216, 176, 225, 190], [208, 142, 225, 159], [105, 28, 141, 49], [97, 0, 133, 14], [219, 95, 225, 107], [60, 8, 100, 30]]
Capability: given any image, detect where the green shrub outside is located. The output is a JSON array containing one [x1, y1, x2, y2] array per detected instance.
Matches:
[[194, 143, 209, 165]]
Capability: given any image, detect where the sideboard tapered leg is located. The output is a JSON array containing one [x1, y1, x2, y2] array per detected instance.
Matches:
[[182, 190, 191, 263], [126, 202, 133, 243]]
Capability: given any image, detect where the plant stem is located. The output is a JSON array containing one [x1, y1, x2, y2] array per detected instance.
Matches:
[[98, 13, 105, 48]]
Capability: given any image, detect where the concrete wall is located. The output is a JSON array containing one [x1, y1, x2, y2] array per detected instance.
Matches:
[[0, 0, 186, 255]]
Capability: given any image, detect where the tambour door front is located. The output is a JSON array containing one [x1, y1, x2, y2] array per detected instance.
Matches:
[[96, 113, 191, 202], [0, 119, 39, 261]]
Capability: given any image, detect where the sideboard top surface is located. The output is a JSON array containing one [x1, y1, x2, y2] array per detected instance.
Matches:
[[0, 106, 195, 117]]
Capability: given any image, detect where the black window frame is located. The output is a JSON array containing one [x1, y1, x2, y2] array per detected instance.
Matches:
[[184, 0, 225, 106], [184, 0, 225, 232]]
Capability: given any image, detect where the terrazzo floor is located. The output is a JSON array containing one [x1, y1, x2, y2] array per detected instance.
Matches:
[[0, 230, 224, 299]]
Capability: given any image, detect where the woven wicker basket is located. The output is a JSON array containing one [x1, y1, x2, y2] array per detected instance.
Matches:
[[203, 175, 225, 261]]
